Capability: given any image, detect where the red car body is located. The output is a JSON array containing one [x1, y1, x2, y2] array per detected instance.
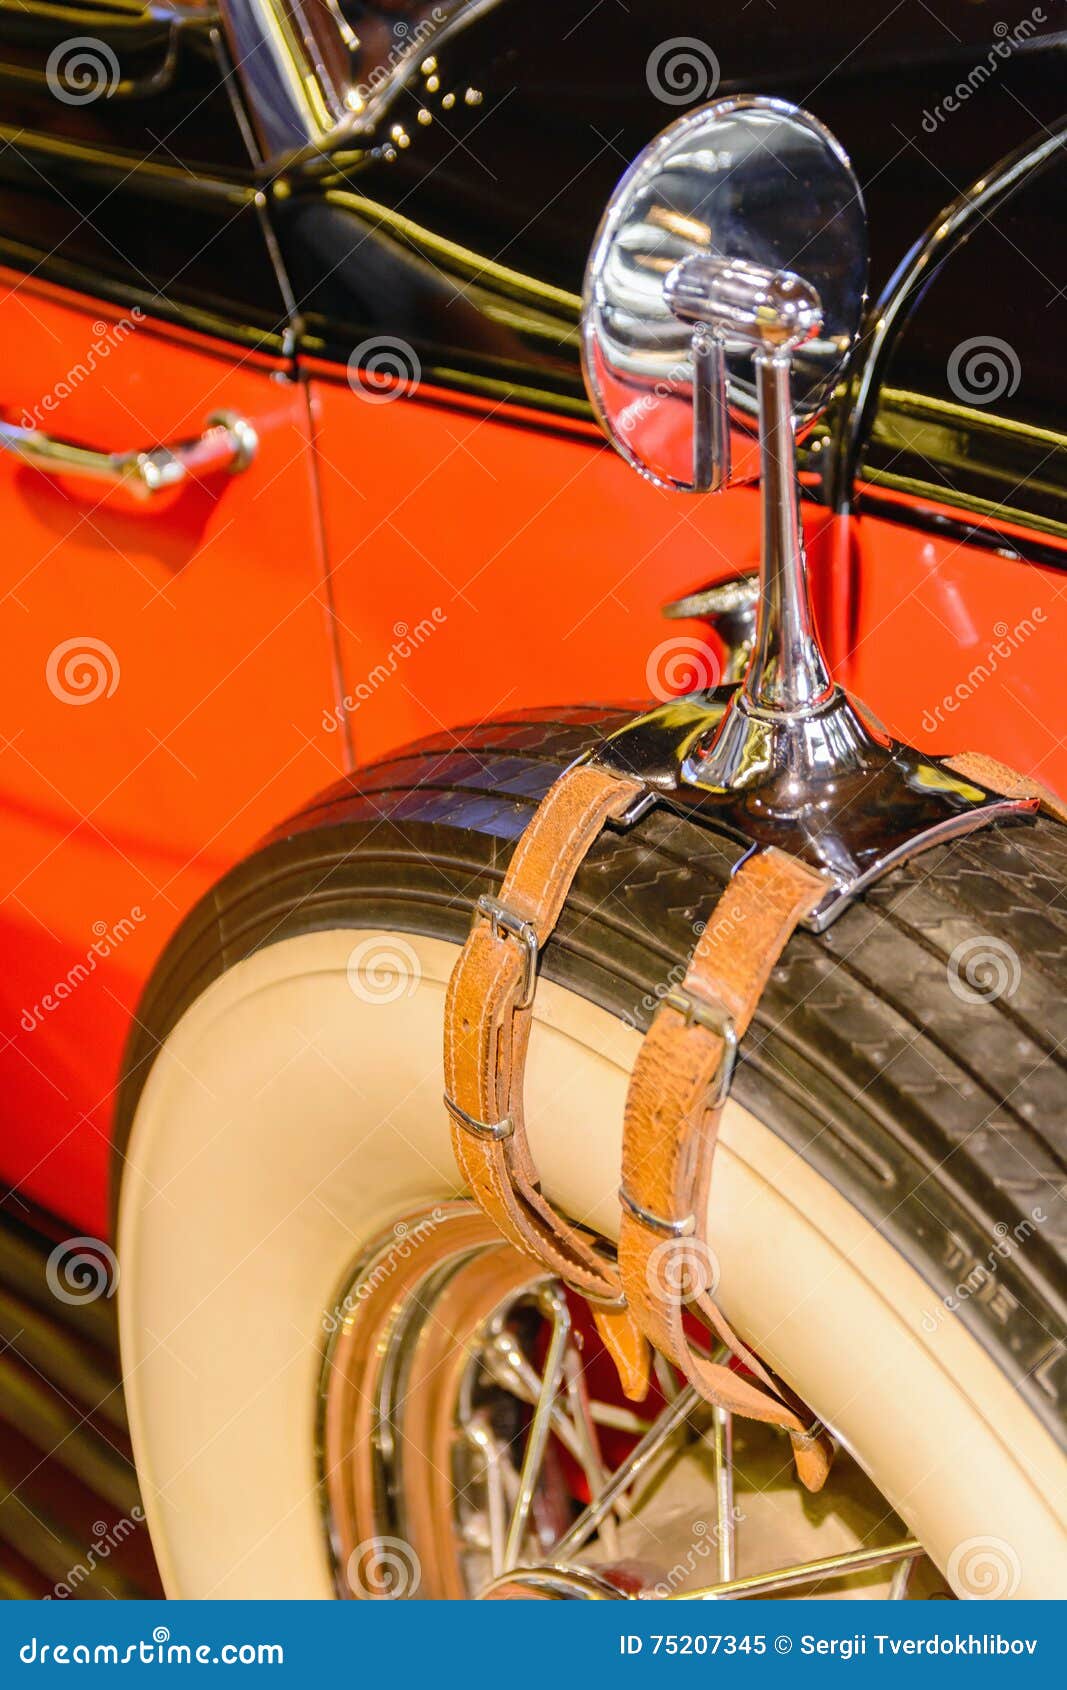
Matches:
[[3, 270, 1064, 1236], [2, 1, 1065, 1236]]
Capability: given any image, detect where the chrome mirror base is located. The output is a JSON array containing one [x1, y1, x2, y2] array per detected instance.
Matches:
[[589, 688, 1038, 933]]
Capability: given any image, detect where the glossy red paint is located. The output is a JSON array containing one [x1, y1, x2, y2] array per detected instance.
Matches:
[[824, 507, 1067, 784], [2, 288, 1065, 1238], [306, 367, 780, 763], [308, 367, 1067, 793], [0, 274, 343, 1236]]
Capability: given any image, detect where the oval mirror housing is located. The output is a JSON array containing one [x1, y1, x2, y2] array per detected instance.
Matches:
[[581, 95, 868, 492]]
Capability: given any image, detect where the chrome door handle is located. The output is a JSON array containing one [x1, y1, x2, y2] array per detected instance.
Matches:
[[0, 410, 257, 500]]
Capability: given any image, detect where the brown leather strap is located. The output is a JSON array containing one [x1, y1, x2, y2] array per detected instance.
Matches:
[[444, 763, 651, 1401], [618, 847, 834, 1492], [945, 751, 1067, 824]]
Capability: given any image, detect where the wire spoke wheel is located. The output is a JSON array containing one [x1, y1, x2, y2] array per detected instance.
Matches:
[[321, 1204, 950, 1601]]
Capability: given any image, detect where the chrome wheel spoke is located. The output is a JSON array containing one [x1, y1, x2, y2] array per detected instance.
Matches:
[[466, 1414, 509, 1577], [329, 1208, 939, 1603], [889, 1552, 922, 1599], [502, 1287, 572, 1570], [482, 1333, 587, 1465], [712, 1404, 735, 1583], [553, 1384, 701, 1558], [562, 1347, 619, 1559], [588, 1402, 653, 1436], [677, 1537, 924, 1601]]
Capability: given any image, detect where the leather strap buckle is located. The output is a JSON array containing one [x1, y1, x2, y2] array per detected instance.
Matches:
[[443, 1093, 515, 1142], [562, 1280, 628, 1312], [618, 1186, 696, 1238], [475, 894, 539, 1009], [662, 987, 738, 1110]]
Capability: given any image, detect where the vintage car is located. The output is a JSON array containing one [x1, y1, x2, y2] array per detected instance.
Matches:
[[0, 0, 1065, 1603]]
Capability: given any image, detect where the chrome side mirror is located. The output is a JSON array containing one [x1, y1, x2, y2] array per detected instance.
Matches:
[[583, 98, 1037, 930], [581, 96, 868, 494], [585, 96, 867, 717]]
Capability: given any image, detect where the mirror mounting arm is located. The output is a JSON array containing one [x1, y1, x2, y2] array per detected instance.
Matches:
[[663, 252, 833, 716], [747, 350, 834, 716]]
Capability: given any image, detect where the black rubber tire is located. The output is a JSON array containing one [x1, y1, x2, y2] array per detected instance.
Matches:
[[115, 707, 1067, 1448]]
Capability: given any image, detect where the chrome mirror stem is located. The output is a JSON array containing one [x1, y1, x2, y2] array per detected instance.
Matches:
[[663, 252, 833, 719], [745, 351, 833, 715]]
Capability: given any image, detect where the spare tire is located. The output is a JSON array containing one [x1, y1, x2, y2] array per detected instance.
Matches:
[[113, 708, 1067, 1598]]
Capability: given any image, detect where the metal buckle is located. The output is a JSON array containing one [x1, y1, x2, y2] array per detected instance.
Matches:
[[562, 1279, 629, 1312], [443, 1093, 515, 1142], [662, 987, 738, 1110], [618, 1186, 696, 1239], [475, 894, 539, 1009]]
